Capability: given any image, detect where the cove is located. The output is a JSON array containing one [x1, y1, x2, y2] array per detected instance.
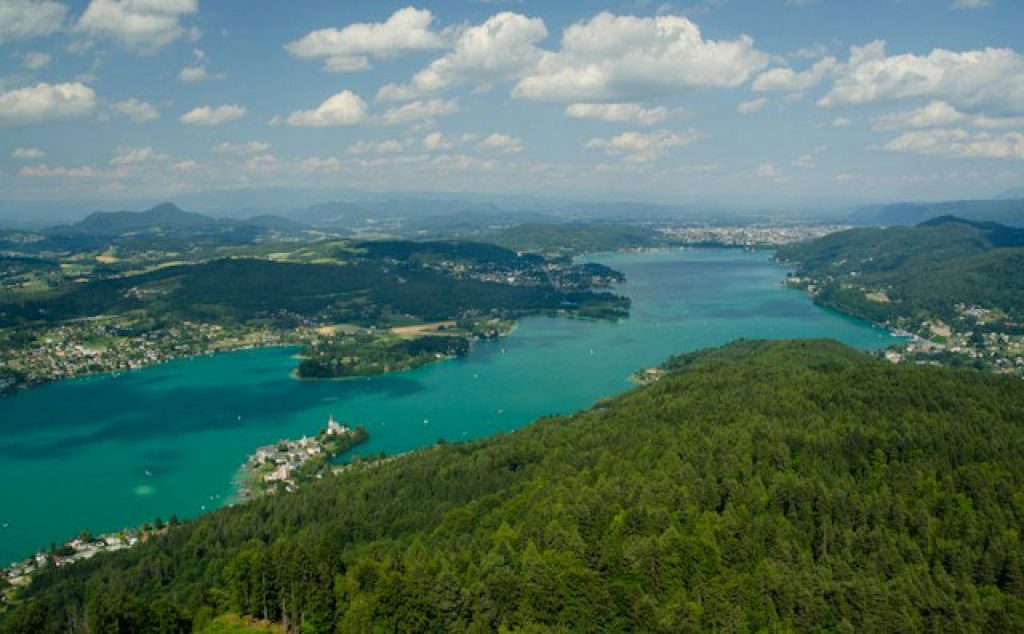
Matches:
[[0, 249, 897, 564]]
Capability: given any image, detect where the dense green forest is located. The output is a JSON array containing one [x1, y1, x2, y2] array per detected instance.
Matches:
[[776, 216, 1024, 324], [5, 339, 1024, 632], [297, 334, 470, 379]]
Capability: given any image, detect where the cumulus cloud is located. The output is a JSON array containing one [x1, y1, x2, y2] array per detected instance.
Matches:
[[347, 139, 405, 155], [278, 90, 368, 127], [421, 131, 477, 151], [212, 141, 270, 155], [378, 12, 548, 101], [757, 162, 782, 178], [585, 129, 702, 163], [820, 40, 1024, 114], [753, 56, 837, 93], [379, 98, 459, 126], [883, 128, 1024, 160], [0, 0, 67, 43], [737, 97, 768, 114], [19, 164, 100, 178], [76, 0, 198, 52], [477, 133, 523, 154], [0, 82, 97, 126], [872, 101, 1024, 131], [11, 147, 46, 160], [565, 103, 677, 126], [110, 146, 157, 165], [180, 104, 246, 126], [178, 66, 208, 82], [872, 101, 966, 130], [832, 116, 852, 127], [285, 7, 445, 72], [23, 52, 52, 70], [114, 97, 160, 122], [513, 13, 768, 103]]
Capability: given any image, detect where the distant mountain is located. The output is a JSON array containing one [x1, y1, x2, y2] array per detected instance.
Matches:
[[44, 203, 309, 240], [849, 198, 1024, 227]]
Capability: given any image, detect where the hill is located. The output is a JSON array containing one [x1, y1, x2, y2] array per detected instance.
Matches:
[[848, 198, 1024, 227], [775, 216, 1024, 325], [4, 339, 1024, 632], [486, 222, 663, 257], [43, 203, 310, 242]]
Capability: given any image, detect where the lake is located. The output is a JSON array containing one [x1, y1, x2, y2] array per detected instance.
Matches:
[[0, 249, 897, 564]]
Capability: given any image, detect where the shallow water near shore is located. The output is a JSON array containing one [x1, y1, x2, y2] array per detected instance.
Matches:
[[0, 249, 896, 564]]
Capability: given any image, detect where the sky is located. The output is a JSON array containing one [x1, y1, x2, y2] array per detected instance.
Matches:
[[0, 0, 1023, 208]]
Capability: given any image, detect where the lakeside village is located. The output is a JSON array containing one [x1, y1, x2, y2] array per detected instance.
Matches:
[[786, 274, 1024, 376], [2, 417, 370, 606]]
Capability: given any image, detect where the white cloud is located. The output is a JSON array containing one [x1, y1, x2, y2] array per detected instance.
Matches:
[[212, 141, 270, 155], [180, 104, 246, 126], [379, 98, 459, 126], [0, 82, 97, 126], [872, 101, 966, 130], [737, 97, 768, 114], [19, 164, 100, 178], [820, 40, 1024, 114], [178, 65, 208, 82], [11, 147, 45, 160], [296, 156, 343, 173], [565, 103, 676, 126], [757, 162, 782, 178], [421, 131, 477, 151], [883, 128, 1024, 160], [512, 13, 768, 103], [285, 7, 445, 72], [378, 12, 548, 101], [23, 52, 52, 70], [172, 159, 197, 172], [951, 0, 991, 8], [244, 153, 280, 172], [585, 129, 702, 163], [0, 0, 67, 43], [832, 116, 852, 127], [110, 146, 156, 165], [477, 133, 523, 154], [76, 0, 198, 52], [347, 139, 404, 155], [872, 101, 1024, 131], [753, 56, 837, 93], [114, 98, 160, 122], [280, 90, 368, 127]]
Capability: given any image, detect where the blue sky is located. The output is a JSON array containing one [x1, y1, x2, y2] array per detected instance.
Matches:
[[1, 0, 1022, 206]]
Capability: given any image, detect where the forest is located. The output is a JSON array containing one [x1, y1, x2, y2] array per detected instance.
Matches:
[[4, 339, 1024, 632], [775, 216, 1024, 324]]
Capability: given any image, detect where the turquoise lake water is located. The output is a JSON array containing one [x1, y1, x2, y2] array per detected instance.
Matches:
[[0, 249, 897, 564]]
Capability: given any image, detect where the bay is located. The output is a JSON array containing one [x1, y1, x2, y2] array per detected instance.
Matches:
[[0, 249, 896, 564]]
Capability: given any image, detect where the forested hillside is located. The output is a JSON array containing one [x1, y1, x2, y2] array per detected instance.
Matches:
[[5, 339, 1024, 632], [775, 216, 1024, 324]]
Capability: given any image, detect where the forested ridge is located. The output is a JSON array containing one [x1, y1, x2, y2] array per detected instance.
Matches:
[[4, 339, 1024, 632], [775, 216, 1024, 324]]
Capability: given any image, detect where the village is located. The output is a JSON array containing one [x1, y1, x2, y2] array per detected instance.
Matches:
[[2, 522, 173, 607], [238, 416, 370, 498]]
